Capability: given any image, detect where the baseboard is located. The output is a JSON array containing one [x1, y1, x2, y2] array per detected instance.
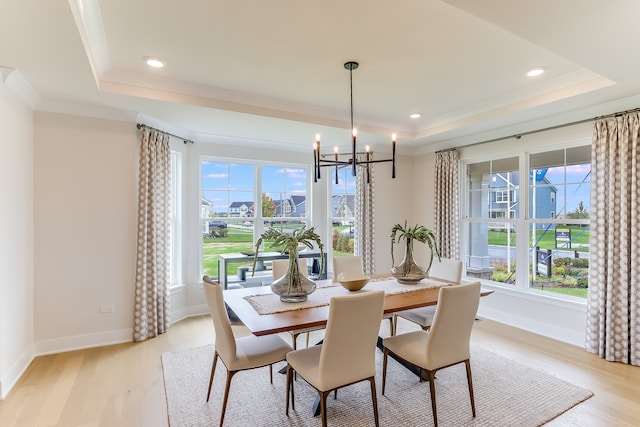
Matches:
[[0, 344, 35, 400], [34, 328, 133, 357], [170, 303, 209, 325]]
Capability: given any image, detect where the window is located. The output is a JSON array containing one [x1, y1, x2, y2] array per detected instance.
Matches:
[[331, 168, 356, 257], [262, 165, 308, 226], [201, 160, 256, 282], [463, 145, 590, 299], [201, 159, 312, 286], [495, 190, 514, 203]]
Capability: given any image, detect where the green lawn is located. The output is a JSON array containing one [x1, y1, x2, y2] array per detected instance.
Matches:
[[488, 225, 589, 251], [531, 286, 588, 298], [203, 228, 254, 277]]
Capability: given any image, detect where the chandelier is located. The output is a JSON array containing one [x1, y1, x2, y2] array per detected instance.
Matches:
[[313, 61, 397, 184]]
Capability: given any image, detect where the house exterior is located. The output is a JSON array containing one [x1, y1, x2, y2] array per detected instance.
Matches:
[[273, 199, 294, 217], [290, 195, 307, 217], [331, 194, 355, 220], [488, 170, 557, 230], [229, 201, 254, 217], [201, 198, 212, 234]]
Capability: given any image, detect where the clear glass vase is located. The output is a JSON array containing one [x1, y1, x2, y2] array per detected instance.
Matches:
[[271, 253, 316, 302], [391, 237, 427, 284]]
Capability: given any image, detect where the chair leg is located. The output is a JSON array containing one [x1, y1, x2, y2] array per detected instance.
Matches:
[[285, 364, 293, 415], [269, 364, 273, 384], [305, 332, 310, 348], [219, 370, 236, 427], [206, 351, 218, 402], [427, 370, 438, 427], [382, 348, 389, 395], [369, 377, 380, 427], [388, 316, 394, 336], [392, 314, 398, 336], [465, 359, 476, 418], [320, 390, 330, 427]]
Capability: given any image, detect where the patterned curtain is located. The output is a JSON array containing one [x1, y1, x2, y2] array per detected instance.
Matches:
[[434, 149, 460, 259], [354, 154, 375, 274], [133, 127, 171, 342], [586, 113, 640, 366]]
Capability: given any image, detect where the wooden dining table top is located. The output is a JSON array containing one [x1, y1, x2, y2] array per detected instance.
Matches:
[[223, 275, 493, 336]]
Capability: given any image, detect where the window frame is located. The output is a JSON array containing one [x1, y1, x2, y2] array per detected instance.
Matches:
[[461, 141, 591, 303], [199, 156, 312, 278]]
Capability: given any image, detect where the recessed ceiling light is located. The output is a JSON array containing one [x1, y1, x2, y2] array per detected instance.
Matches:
[[527, 67, 545, 77], [410, 113, 421, 119], [145, 57, 166, 68]]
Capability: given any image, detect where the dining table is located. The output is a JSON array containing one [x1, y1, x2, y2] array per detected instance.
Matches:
[[223, 274, 493, 417], [223, 274, 493, 336]]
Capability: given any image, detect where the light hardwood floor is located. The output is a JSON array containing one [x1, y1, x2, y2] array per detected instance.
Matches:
[[0, 316, 638, 426]]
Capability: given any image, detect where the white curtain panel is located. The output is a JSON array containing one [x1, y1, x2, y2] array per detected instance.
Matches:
[[586, 113, 640, 366], [133, 128, 171, 342], [434, 149, 460, 259], [354, 154, 376, 275]]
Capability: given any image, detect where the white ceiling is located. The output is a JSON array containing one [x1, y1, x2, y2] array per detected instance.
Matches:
[[2, 0, 640, 154]]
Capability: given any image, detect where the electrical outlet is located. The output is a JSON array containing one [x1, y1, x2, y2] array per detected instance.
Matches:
[[100, 304, 115, 313]]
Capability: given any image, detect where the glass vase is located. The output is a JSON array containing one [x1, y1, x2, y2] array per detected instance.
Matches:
[[271, 253, 316, 302], [391, 237, 427, 284]]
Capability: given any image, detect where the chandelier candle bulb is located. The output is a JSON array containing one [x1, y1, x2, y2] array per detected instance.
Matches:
[[312, 143, 317, 180]]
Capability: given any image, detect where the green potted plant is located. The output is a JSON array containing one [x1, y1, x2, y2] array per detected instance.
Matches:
[[390, 221, 440, 284], [252, 226, 325, 302]]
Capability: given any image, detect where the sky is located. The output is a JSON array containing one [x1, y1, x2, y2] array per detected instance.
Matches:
[[201, 161, 316, 214], [538, 164, 591, 214], [200, 160, 591, 217]]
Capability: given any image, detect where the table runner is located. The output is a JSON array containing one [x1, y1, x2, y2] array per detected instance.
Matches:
[[244, 277, 448, 315]]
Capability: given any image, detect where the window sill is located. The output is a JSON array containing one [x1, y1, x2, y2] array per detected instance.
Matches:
[[469, 280, 587, 313]]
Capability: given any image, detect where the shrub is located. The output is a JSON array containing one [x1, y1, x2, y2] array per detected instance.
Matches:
[[570, 258, 589, 268], [577, 277, 589, 288], [492, 271, 511, 283], [552, 266, 566, 276]]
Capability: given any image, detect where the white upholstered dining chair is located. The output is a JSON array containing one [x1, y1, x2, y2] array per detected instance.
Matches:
[[382, 281, 481, 427], [203, 278, 292, 426], [285, 291, 385, 427], [272, 259, 324, 349], [333, 255, 395, 336], [393, 258, 463, 334]]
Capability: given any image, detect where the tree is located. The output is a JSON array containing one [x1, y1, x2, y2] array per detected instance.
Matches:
[[567, 201, 589, 219], [262, 193, 276, 218]]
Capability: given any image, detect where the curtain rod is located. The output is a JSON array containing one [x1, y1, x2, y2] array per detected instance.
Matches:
[[462, 107, 640, 149], [136, 123, 194, 144]]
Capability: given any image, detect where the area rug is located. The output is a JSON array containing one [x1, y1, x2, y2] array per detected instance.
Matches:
[[161, 341, 593, 426]]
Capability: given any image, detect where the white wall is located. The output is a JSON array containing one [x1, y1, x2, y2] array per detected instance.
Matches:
[[33, 112, 138, 354], [412, 123, 593, 347], [0, 76, 34, 398]]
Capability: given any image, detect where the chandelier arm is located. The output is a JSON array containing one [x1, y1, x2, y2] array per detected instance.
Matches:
[[312, 60, 397, 183]]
